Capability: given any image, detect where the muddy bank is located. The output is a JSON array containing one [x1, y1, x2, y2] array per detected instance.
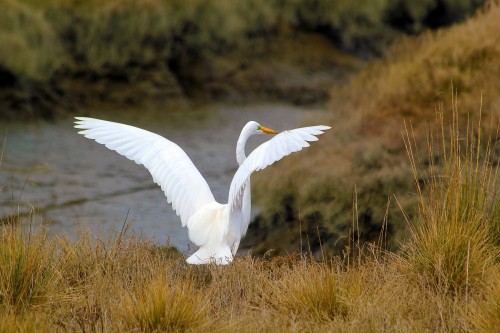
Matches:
[[0, 33, 359, 120], [0, 0, 484, 120], [241, 6, 500, 257]]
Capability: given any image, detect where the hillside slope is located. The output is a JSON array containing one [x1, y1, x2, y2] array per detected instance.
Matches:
[[247, 5, 500, 255]]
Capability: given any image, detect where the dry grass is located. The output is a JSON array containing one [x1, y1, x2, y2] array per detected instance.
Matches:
[[0, 228, 495, 332], [263, 259, 349, 322], [0, 106, 498, 331], [402, 102, 499, 294], [122, 276, 210, 332], [468, 270, 500, 333], [251, 4, 500, 256], [0, 225, 59, 312]]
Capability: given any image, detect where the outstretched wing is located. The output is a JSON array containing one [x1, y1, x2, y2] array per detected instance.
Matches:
[[227, 125, 331, 220], [75, 117, 216, 226]]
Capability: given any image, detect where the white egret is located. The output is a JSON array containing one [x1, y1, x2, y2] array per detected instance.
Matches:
[[75, 117, 330, 265]]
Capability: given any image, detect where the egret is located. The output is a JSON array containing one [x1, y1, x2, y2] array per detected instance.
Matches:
[[75, 117, 330, 265]]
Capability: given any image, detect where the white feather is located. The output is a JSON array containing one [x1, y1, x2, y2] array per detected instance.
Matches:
[[75, 117, 215, 227], [75, 117, 331, 265], [227, 126, 330, 220]]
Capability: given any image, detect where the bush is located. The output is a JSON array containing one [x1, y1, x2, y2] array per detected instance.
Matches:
[[0, 0, 66, 81]]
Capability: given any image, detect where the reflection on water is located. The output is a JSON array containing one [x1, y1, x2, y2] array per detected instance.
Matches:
[[0, 104, 323, 252]]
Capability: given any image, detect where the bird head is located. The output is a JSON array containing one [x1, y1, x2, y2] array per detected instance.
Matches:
[[246, 121, 277, 135]]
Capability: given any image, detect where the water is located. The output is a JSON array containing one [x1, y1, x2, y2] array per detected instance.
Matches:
[[0, 104, 323, 251]]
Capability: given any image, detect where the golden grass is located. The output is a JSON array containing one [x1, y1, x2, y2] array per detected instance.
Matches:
[[468, 270, 500, 333], [251, 4, 500, 256], [342, 6, 500, 124], [0, 229, 496, 331], [122, 275, 210, 332], [402, 102, 499, 294], [0, 226, 59, 312], [263, 259, 349, 322], [0, 105, 498, 331]]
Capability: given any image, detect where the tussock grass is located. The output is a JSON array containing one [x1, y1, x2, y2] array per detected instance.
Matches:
[[251, 4, 500, 256], [344, 6, 500, 123], [123, 275, 210, 332], [263, 259, 349, 322], [402, 101, 499, 293], [0, 225, 58, 312], [0, 312, 50, 333], [0, 215, 497, 332]]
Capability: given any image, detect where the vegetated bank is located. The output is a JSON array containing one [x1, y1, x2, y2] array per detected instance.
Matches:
[[0, 107, 498, 331], [0, 0, 483, 119], [247, 4, 500, 256]]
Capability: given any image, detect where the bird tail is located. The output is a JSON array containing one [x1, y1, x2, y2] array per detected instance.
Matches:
[[186, 244, 233, 265]]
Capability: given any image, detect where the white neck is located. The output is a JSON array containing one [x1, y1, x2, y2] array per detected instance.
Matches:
[[236, 122, 257, 165]]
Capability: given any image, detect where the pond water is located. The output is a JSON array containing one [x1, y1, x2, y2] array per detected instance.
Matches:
[[0, 104, 324, 252]]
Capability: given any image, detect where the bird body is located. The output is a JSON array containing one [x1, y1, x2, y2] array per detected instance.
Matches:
[[75, 118, 330, 265]]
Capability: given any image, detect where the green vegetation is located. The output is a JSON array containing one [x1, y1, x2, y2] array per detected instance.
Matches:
[[0, 108, 498, 330], [0, 0, 484, 118], [250, 4, 500, 256]]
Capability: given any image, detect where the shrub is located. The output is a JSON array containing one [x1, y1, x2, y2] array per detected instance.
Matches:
[[0, 0, 66, 81]]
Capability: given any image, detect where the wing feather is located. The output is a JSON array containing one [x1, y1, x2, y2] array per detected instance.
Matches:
[[75, 117, 215, 227], [227, 125, 331, 217]]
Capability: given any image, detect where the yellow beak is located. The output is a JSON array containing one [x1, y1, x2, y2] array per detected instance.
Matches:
[[259, 125, 277, 134]]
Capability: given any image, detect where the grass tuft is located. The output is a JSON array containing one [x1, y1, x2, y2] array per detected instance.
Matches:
[[0, 225, 58, 312], [122, 275, 210, 332], [402, 96, 499, 293], [264, 259, 348, 322]]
